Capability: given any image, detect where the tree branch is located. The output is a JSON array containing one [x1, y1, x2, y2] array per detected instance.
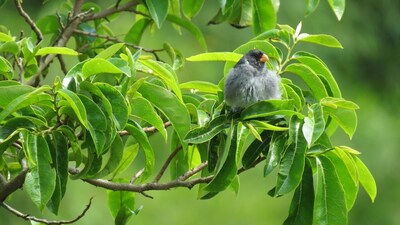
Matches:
[[0, 159, 28, 201], [0, 197, 93, 225], [119, 121, 172, 136], [153, 146, 183, 183], [14, 0, 43, 43], [82, 0, 140, 22]]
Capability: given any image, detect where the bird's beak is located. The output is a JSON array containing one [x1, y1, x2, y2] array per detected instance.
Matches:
[[260, 54, 269, 63]]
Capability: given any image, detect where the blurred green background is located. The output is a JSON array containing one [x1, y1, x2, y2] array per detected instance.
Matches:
[[0, 1, 399, 224]]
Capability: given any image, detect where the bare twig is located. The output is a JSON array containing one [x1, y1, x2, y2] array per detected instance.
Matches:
[[82, 0, 139, 22], [0, 197, 93, 225], [130, 168, 145, 184], [178, 161, 209, 181], [57, 55, 68, 75], [153, 146, 183, 183], [72, 29, 164, 53], [119, 121, 172, 136], [14, 0, 43, 43]]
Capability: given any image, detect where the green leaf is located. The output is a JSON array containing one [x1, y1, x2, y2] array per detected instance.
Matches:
[[250, 120, 289, 131], [240, 99, 301, 120], [321, 97, 359, 110], [108, 179, 135, 221], [166, 14, 207, 51], [323, 106, 357, 139], [252, 0, 277, 35], [326, 151, 358, 211], [0, 56, 13, 79], [0, 82, 33, 107], [179, 81, 221, 94], [282, 83, 304, 110], [186, 52, 242, 62], [0, 40, 19, 55], [95, 82, 129, 130], [23, 134, 56, 210], [305, 0, 320, 16], [78, 94, 107, 155], [302, 104, 325, 147], [95, 43, 124, 59], [313, 156, 347, 225], [264, 131, 286, 176], [0, 32, 13, 42], [138, 82, 191, 144], [327, 0, 345, 20], [145, 0, 169, 28], [353, 156, 377, 202], [82, 58, 125, 78], [57, 89, 88, 127], [35, 47, 79, 56], [297, 34, 343, 48], [36, 15, 60, 35], [111, 142, 139, 179], [46, 132, 68, 215], [204, 124, 238, 192], [125, 122, 154, 181], [124, 18, 151, 45], [242, 131, 271, 169], [0, 85, 52, 122], [292, 54, 341, 98], [275, 116, 307, 196], [92, 135, 124, 178], [163, 43, 184, 70], [229, 0, 252, 28], [283, 159, 314, 225], [138, 59, 182, 101], [182, 0, 204, 18], [130, 96, 167, 141], [284, 63, 328, 100], [184, 115, 227, 144]]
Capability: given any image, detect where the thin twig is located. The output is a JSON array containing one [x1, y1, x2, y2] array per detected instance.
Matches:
[[178, 161, 208, 181], [0, 159, 28, 201], [82, 0, 139, 22], [153, 146, 183, 183], [14, 0, 43, 43], [0, 197, 93, 225], [119, 121, 172, 136], [72, 29, 164, 53], [130, 168, 145, 184], [57, 55, 68, 75]]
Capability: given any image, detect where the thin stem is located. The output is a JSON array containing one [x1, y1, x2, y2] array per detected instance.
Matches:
[[153, 146, 183, 183], [14, 0, 43, 43]]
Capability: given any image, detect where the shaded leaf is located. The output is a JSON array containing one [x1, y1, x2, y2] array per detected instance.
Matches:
[[179, 81, 221, 94], [125, 18, 151, 45], [240, 99, 301, 120], [264, 131, 287, 176], [145, 0, 169, 28], [184, 115, 228, 144], [182, 0, 204, 18], [252, 0, 276, 35], [242, 131, 271, 169]]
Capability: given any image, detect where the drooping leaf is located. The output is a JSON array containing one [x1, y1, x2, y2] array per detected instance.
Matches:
[[283, 159, 314, 225], [204, 124, 238, 192], [108, 179, 137, 225], [130, 96, 167, 141], [264, 131, 287, 176], [111, 142, 139, 179], [138, 82, 191, 144], [92, 135, 124, 178], [145, 0, 169, 28], [305, 0, 320, 16], [182, 0, 204, 18], [36, 15, 60, 35], [23, 133, 56, 210], [302, 103, 325, 147], [82, 58, 125, 78], [313, 156, 347, 225], [125, 18, 151, 45], [252, 0, 277, 35], [275, 116, 307, 196], [0, 32, 13, 42], [166, 14, 207, 51], [323, 106, 357, 139], [242, 131, 271, 169], [240, 99, 301, 120], [250, 120, 289, 131], [283, 63, 328, 100], [0, 56, 13, 79], [353, 156, 377, 202], [327, 0, 345, 20], [184, 115, 228, 144], [125, 122, 154, 181]]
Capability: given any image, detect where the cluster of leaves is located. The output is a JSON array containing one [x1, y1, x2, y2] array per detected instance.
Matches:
[[0, 0, 374, 225]]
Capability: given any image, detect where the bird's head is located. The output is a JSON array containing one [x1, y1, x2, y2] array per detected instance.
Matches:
[[236, 49, 269, 71]]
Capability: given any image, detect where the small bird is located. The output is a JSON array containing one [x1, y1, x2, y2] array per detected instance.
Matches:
[[224, 49, 282, 112]]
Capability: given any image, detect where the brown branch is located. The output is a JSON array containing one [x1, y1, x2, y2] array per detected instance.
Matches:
[[0, 197, 93, 225], [0, 159, 28, 201], [57, 55, 68, 75], [82, 0, 140, 22], [72, 29, 164, 53], [178, 161, 209, 181], [153, 146, 183, 183], [119, 121, 172, 136], [14, 0, 43, 43]]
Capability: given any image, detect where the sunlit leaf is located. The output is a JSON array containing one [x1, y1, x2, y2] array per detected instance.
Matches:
[[35, 47, 79, 56], [297, 34, 343, 48], [353, 156, 377, 202], [145, 0, 169, 28], [327, 0, 345, 20], [179, 81, 221, 94], [186, 52, 242, 62], [95, 43, 124, 59], [302, 104, 325, 147], [252, 0, 276, 35]]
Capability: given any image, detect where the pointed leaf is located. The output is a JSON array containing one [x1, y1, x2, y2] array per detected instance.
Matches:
[[298, 34, 343, 48], [305, 0, 320, 16], [313, 156, 347, 225], [327, 0, 345, 20], [182, 0, 204, 18], [323, 106, 357, 139], [35, 47, 78, 56], [240, 99, 301, 120], [353, 156, 377, 202], [186, 52, 242, 62], [95, 43, 124, 59], [302, 104, 325, 147], [145, 0, 169, 28], [184, 115, 228, 144], [125, 18, 151, 45], [82, 58, 125, 78], [264, 131, 287, 176], [252, 0, 277, 35], [179, 81, 222, 94]]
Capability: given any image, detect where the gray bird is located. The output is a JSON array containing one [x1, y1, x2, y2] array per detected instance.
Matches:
[[224, 49, 282, 112]]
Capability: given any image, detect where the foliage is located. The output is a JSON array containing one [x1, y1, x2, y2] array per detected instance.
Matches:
[[0, 0, 376, 225]]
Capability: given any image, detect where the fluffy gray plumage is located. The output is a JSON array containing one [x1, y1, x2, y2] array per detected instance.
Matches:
[[224, 49, 281, 111]]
